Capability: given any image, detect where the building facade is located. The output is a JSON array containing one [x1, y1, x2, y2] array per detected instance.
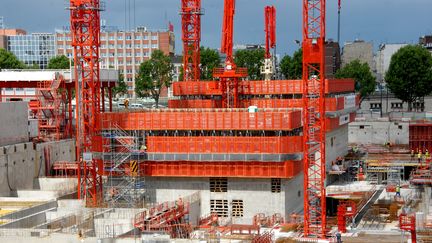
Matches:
[[6, 33, 56, 69], [341, 40, 374, 71], [375, 43, 407, 82], [325, 40, 341, 78], [56, 27, 175, 97]]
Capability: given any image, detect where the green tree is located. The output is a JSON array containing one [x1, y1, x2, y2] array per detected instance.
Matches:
[[279, 49, 303, 79], [47, 55, 71, 69], [0, 48, 25, 69], [135, 50, 173, 107], [336, 59, 376, 102], [26, 63, 40, 69], [200, 47, 220, 80], [234, 49, 265, 80], [386, 45, 432, 111], [112, 73, 128, 97]]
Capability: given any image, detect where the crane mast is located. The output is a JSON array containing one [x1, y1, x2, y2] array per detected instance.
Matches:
[[261, 5, 276, 81], [69, 0, 103, 207], [214, 0, 247, 108], [302, 0, 327, 238], [181, 0, 203, 81]]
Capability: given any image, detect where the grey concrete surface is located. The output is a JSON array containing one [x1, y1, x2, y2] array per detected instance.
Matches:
[[349, 119, 409, 145], [0, 102, 29, 147]]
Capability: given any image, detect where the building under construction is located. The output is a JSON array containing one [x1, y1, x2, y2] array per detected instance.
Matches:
[[1, 0, 432, 242]]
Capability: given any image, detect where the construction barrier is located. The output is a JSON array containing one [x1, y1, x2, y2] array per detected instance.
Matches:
[[139, 160, 302, 178], [99, 109, 302, 131], [146, 136, 303, 154], [172, 79, 355, 96]]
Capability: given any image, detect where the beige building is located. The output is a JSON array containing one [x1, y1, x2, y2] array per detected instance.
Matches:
[[56, 27, 175, 97]]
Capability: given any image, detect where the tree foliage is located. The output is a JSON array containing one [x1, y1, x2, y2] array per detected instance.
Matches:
[[47, 55, 71, 69], [112, 73, 128, 97], [386, 45, 432, 111], [135, 50, 173, 107], [336, 59, 376, 101], [234, 49, 265, 80], [279, 49, 302, 79], [200, 47, 220, 80], [0, 48, 25, 69]]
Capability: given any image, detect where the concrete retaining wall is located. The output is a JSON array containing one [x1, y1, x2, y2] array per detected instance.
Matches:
[[0, 102, 29, 147], [348, 119, 409, 145], [0, 139, 76, 196]]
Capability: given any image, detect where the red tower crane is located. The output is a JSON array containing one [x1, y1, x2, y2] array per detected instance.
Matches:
[[262, 5, 276, 81], [69, 0, 103, 207], [181, 0, 203, 81], [264, 6, 276, 59], [302, 0, 327, 238], [213, 0, 247, 108]]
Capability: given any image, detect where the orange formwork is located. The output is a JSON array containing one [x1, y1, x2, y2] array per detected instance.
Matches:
[[99, 109, 302, 131], [169, 96, 359, 111], [172, 79, 354, 96], [139, 160, 302, 178], [146, 136, 303, 154]]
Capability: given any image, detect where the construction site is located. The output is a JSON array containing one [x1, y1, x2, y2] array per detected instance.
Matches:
[[0, 0, 431, 242]]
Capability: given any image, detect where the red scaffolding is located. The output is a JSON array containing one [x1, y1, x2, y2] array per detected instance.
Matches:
[[302, 0, 327, 238], [69, 0, 103, 207]]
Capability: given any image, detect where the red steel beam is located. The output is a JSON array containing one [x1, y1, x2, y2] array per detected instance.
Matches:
[[181, 0, 202, 81]]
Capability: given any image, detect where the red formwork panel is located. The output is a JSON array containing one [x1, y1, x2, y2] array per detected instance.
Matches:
[[138, 160, 302, 178], [99, 109, 302, 131], [168, 99, 222, 109], [409, 123, 432, 151], [146, 136, 303, 154], [172, 79, 355, 96], [326, 112, 356, 131]]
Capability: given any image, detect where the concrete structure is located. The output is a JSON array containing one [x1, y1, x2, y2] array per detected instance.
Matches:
[[419, 35, 432, 53], [56, 27, 175, 97], [359, 92, 432, 114], [349, 118, 409, 145], [0, 102, 29, 146], [375, 43, 407, 82], [342, 40, 374, 71]]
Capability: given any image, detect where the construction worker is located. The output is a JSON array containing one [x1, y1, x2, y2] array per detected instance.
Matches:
[[411, 149, 415, 158], [124, 99, 129, 110], [426, 149, 430, 160], [336, 231, 342, 243], [418, 150, 423, 163], [395, 185, 401, 197]]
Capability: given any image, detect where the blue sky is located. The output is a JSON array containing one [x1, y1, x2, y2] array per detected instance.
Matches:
[[1, 0, 431, 55]]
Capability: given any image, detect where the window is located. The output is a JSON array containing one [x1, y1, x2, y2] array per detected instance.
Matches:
[[126, 35, 132, 40], [109, 36, 115, 40], [152, 44, 158, 49], [143, 44, 149, 49], [126, 44, 132, 48], [144, 52, 149, 57], [271, 178, 281, 193], [391, 102, 403, 109], [118, 44, 123, 49], [135, 35, 142, 40], [144, 35, 149, 40], [126, 52, 132, 57], [370, 103, 381, 110], [118, 35, 123, 40], [151, 35, 158, 40], [231, 200, 244, 218], [101, 35, 107, 41], [210, 178, 228, 192], [210, 200, 228, 217]]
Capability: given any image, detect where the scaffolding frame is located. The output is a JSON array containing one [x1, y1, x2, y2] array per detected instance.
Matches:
[[102, 120, 146, 208]]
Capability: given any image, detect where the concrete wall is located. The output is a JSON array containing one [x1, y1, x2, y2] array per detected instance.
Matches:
[[326, 124, 349, 169], [145, 175, 304, 225], [0, 139, 76, 196], [348, 119, 409, 145], [0, 102, 29, 146]]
